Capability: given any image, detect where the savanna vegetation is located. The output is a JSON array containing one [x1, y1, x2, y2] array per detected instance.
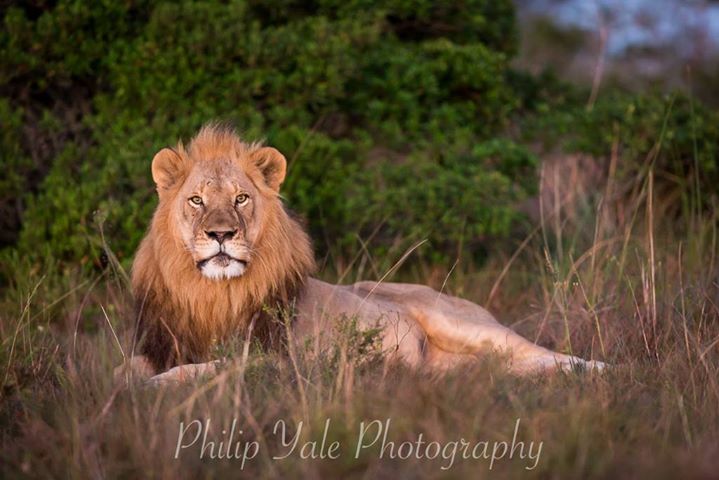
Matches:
[[1, 1, 718, 478]]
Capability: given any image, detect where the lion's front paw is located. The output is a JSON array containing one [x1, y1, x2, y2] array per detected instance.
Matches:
[[145, 361, 221, 386], [558, 357, 610, 374]]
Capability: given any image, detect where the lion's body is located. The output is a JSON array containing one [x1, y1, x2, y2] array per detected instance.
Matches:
[[123, 125, 604, 384], [294, 278, 599, 373]]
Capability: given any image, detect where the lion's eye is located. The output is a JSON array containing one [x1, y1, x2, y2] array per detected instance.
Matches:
[[235, 194, 250, 206], [189, 196, 203, 206]]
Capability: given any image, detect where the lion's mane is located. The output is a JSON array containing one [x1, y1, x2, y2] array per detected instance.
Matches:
[[131, 126, 315, 371]]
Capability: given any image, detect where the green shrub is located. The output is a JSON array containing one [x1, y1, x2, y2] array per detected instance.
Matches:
[[346, 139, 537, 262], [523, 91, 719, 212], [1, 0, 524, 276], [0, 100, 28, 247]]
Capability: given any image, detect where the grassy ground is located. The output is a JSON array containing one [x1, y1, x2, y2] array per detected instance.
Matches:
[[1, 157, 718, 479]]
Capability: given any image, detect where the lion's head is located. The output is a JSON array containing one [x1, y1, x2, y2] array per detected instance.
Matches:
[[131, 124, 315, 371], [151, 127, 287, 280]]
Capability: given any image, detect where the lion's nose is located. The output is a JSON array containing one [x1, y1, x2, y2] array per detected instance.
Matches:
[[205, 229, 237, 244]]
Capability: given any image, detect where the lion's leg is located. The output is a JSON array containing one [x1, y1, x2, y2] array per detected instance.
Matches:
[[145, 360, 220, 386], [424, 344, 606, 374], [409, 298, 606, 374], [423, 342, 478, 370], [114, 355, 220, 386], [510, 354, 607, 375]]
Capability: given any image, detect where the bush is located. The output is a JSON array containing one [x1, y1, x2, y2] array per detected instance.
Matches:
[[1, 0, 526, 277], [346, 139, 537, 262], [523, 91, 719, 213], [0, 99, 28, 246]]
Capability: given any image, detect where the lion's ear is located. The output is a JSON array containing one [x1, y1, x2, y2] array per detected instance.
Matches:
[[151, 148, 186, 192], [251, 147, 286, 192]]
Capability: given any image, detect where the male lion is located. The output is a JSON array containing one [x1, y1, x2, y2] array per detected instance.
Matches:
[[122, 124, 605, 384]]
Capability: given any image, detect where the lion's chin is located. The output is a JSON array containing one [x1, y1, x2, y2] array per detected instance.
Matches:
[[197, 254, 247, 280]]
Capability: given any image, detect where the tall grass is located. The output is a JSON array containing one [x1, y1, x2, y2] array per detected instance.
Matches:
[[0, 149, 718, 479]]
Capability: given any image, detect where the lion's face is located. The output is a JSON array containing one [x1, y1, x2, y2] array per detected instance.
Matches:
[[150, 130, 287, 281], [175, 161, 263, 280]]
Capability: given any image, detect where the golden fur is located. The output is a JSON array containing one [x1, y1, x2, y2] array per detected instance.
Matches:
[[132, 125, 314, 370]]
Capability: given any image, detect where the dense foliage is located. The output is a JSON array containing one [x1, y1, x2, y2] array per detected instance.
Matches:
[[0, 0, 529, 274]]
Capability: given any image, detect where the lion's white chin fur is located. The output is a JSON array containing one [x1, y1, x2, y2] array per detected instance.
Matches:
[[199, 255, 247, 280]]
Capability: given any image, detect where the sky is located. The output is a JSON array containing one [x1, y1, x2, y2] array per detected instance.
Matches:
[[517, 0, 719, 57]]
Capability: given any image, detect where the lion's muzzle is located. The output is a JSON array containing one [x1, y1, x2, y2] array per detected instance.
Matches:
[[197, 251, 248, 280]]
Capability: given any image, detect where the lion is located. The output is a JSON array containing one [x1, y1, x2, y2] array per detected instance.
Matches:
[[120, 124, 605, 384]]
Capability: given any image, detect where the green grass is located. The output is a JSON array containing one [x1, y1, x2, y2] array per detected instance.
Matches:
[[1, 155, 718, 479]]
